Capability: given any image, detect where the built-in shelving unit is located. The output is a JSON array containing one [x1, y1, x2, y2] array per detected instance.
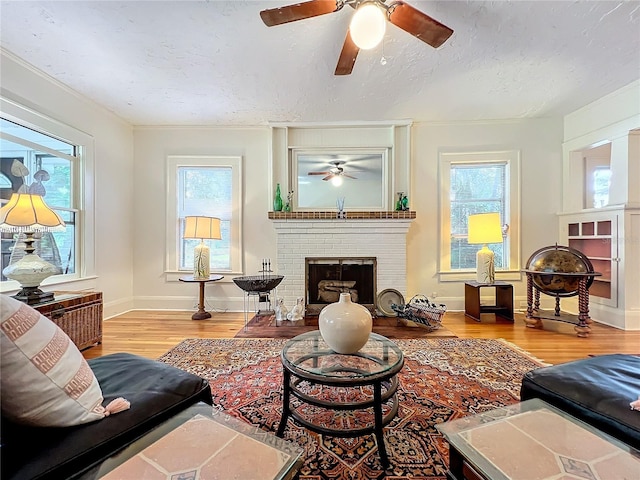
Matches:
[[560, 212, 618, 308]]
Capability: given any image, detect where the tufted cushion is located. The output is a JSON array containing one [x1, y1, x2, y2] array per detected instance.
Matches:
[[0, 294, 106, 427]]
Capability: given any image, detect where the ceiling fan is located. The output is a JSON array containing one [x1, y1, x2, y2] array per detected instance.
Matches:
[[308, 161, 357, 181], [259, 0, 454, 75]]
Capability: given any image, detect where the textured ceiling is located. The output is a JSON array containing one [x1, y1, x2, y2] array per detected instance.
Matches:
[[1, 0, 639, 126]]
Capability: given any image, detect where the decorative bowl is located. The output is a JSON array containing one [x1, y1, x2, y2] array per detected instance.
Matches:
[[232, 275, 284, 293]]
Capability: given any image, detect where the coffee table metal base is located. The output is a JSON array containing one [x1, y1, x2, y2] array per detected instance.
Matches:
[[277, 369, 399, 468], [276, 331, 404, 470]]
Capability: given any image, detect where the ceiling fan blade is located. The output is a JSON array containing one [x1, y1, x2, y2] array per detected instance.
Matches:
[[343, 174, 357, 179], [308, 171, 331, 175], [388, 1, 454, 48], [322, 173, 335, 181], [260, 0, 341, 27], [335, 29, 360, 76]]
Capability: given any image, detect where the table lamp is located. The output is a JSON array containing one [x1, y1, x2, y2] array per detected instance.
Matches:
[[468, 212, 503, 284], [0, 193, 66, 304], [183, 216, 221, 279]]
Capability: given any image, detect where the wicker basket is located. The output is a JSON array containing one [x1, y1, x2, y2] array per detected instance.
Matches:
[[391, 294, 446, 331]]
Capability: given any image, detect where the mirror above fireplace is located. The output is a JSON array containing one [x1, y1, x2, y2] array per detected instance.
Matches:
[[292, 148, 389, 211]]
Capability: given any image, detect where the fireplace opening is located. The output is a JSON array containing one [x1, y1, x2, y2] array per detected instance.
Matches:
[[305, 257, 376, 315]]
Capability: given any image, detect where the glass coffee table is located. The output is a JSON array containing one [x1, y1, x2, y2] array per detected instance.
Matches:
[[436, 398, 640, 480], [277, 330, 404, 469], [85, 402, 303, 480]]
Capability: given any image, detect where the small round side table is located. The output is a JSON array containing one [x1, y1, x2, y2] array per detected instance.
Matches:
[[179, 274, 224, 320]]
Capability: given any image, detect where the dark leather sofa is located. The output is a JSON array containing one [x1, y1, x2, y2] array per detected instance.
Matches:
[[1, 352, 213, 480], [521, 353, 640, 447]]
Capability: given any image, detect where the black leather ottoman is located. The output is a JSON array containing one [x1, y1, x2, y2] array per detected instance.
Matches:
[[1, 353, 213, 480], [521, 353, 640, 448]]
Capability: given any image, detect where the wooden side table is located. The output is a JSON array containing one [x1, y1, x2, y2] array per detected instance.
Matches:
[[179, 275, 224, 320], [464, 281, 514, 322]]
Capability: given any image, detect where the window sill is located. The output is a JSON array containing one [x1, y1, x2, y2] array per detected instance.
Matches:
[[438, 270, 523, 283]]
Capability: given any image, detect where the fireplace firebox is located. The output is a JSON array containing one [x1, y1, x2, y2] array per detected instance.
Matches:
[[305, 257, 376, 315]]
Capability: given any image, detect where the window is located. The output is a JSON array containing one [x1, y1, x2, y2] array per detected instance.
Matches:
[[0, 114, 87, 286], [166, 155, 242, 277], [439, 150, 520, 280], [591, 167, 611, 208]]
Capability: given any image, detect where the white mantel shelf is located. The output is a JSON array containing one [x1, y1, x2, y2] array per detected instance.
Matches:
[[268, 211, 416, 220]]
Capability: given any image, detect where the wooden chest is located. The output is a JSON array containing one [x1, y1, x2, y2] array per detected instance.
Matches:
[[33, 291, 103, 350]]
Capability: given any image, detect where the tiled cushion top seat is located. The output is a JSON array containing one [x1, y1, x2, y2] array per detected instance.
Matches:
[[520, 353, 640, 447]]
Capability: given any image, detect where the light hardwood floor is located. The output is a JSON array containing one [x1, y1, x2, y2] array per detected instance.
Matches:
[[82, 310, 640, 365]]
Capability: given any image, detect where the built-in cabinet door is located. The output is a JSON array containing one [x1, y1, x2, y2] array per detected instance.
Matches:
[[560, 211, 619, 308]]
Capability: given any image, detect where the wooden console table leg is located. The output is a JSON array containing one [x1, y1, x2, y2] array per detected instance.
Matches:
[[464, 283, 482, 322], [495, 285, 514, 321], [192, 281, 212, 320]]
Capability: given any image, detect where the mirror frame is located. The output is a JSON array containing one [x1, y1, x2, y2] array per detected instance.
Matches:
[[289, 147, 390, 211]]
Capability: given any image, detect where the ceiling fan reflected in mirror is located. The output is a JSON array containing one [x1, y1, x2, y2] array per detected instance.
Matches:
[[259, 0, 454, 75], [308, 161, 357, 185]]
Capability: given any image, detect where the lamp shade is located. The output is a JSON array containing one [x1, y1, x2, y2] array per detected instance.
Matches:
[[0, 193, 65, 232], [350, 2, 386, 50], [183, 216, 221, 240], [0, 193, 66, 304], [468, 213, 503, 245]]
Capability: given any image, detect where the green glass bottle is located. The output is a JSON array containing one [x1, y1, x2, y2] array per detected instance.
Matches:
[[274, 183, 283, 211]]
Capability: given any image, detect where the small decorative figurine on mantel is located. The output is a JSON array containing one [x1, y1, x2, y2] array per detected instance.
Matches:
[[396, 192, 409, 211], [284, 190, 294, 212], [336, 197, 346, 219]]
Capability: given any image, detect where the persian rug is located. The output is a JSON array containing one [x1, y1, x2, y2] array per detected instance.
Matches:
[[158, 338, 545, 480], [234, 314, 457, 339]]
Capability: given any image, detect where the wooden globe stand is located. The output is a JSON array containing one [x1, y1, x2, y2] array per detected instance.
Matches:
[[523, 272, 598, 337]]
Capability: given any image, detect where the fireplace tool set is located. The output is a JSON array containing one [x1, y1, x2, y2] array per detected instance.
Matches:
[[232, 259, 284, 330]]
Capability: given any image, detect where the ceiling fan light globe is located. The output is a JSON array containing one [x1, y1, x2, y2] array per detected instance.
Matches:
[[350, 3, 386, 50], [331, 175, 344, 187]]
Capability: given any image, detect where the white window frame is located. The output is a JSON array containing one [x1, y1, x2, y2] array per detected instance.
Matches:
[[438, 149, 521, 281], [165, 155, 243, 280], [0, 95, 95, 293]]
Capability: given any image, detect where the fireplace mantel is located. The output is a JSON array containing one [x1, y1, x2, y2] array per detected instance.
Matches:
[[268, 211, 416, 220]]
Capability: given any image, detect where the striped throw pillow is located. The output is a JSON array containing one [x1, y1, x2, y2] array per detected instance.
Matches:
[[0, 294, 107, 426]]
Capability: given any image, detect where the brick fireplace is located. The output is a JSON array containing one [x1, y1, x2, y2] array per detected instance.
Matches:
[[270, 212, 415, 313]]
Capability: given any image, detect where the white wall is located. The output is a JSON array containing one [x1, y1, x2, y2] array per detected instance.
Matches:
[[0, 50, 135, 317], [408, 119, 564, 310], [132, 127, 273, 311], [562, 80, 640, 211]]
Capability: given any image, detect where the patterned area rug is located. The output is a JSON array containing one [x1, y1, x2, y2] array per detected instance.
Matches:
[[234, 314, 457, 339], [158, 338, 545, 480]]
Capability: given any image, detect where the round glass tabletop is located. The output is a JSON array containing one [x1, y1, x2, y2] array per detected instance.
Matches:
[[281, 330, 404, 382]]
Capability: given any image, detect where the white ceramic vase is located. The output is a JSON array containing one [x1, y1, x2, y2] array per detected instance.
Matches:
[[319, 292, 372, 354]]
